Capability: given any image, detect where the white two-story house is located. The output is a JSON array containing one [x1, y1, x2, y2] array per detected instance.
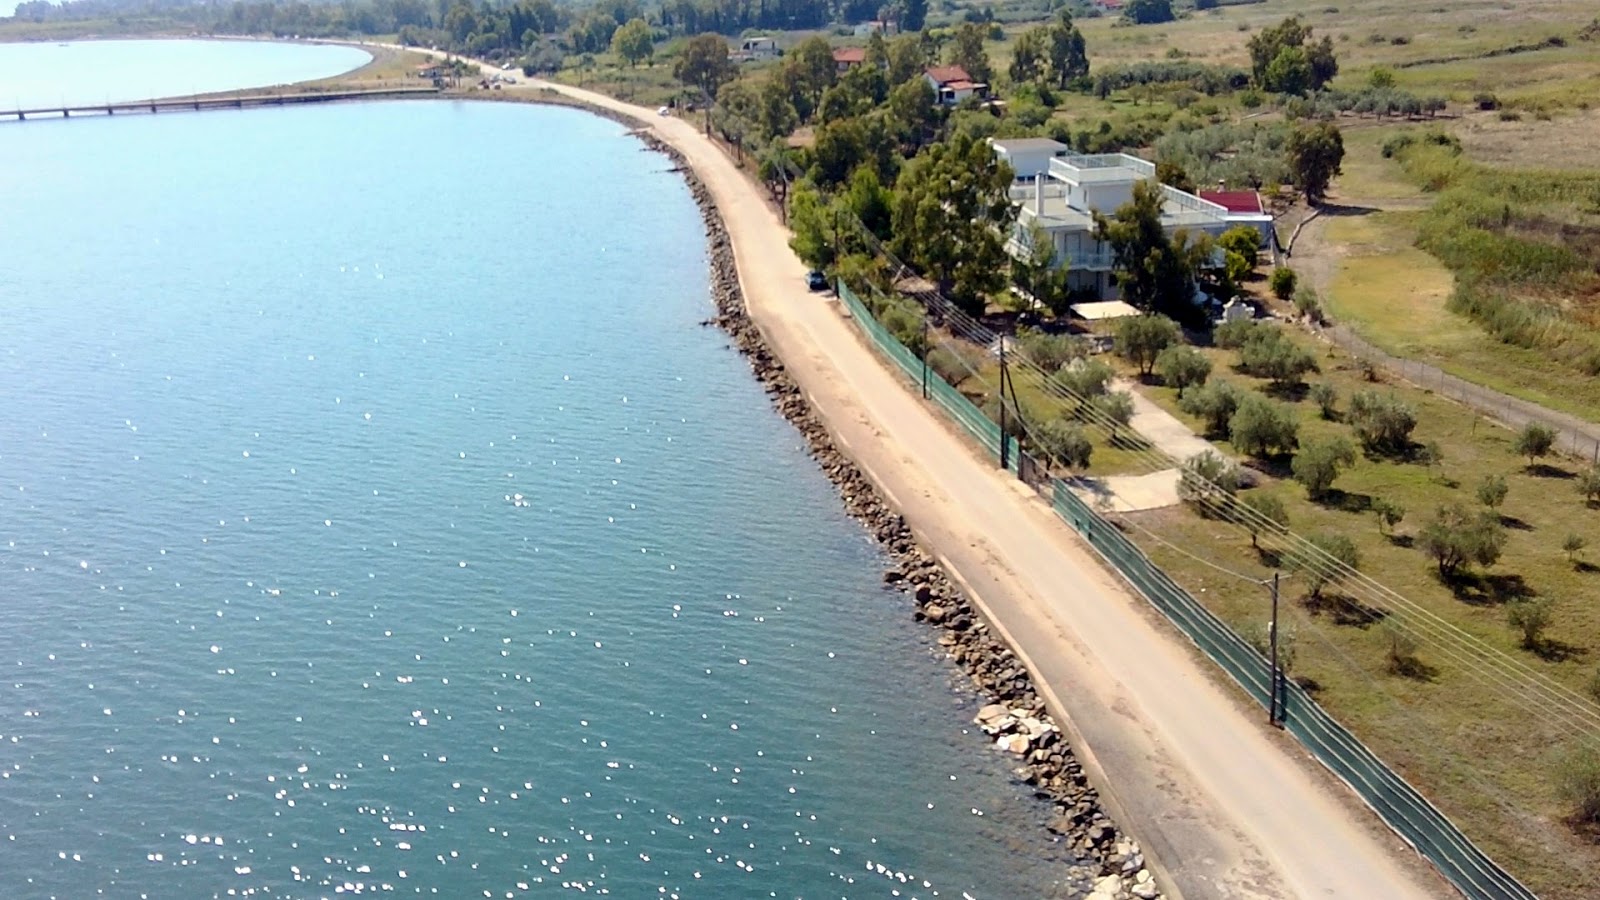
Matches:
[[991, 139, 1231, 301]]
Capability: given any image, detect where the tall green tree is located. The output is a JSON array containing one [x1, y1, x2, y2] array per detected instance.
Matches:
[[1123, 0, 1174, 25], [890, 133, 1017, 317], [1046, 10, 1089, 88], [757, 77, 799, 142], [900, 0, 928, 32], [1247, 17, 1338, 93], [675, 33, 734, 99], [886, 33, 929, 85], [1010, 224, 1073, 315], [947, 22, 992, 84], [1009, 27, 1047, 85], [1093, 180, 1207, 317], [1114, 314, 1181, 376], [842, 164, 894, 238], [783, 36, 838, 122], [886, 76, 939, 151], [609, 17, 652, 66], [1287, 122, 1344, 205], [865, 30, 890, 69]]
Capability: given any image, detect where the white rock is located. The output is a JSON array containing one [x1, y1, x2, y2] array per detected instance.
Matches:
[[1094, 874, 1123, 895], [1136, 869, 1152, 884], [1131, 881, 1160, 899]]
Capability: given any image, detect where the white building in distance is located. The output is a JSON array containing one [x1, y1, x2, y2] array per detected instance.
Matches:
[[991, 139, 1231, 301]]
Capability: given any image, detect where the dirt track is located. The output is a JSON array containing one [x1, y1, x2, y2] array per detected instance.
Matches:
[[422, 55, 1452, 899]]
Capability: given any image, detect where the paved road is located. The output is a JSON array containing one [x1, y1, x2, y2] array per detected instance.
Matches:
[[451, 68, 1450, 899]]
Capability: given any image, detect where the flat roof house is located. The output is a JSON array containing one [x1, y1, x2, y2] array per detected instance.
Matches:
[[992, 139, 1231, 301], [1199, 189, 1276, 252], [925, 65, 988, 106], [732, 35, 780, 62]]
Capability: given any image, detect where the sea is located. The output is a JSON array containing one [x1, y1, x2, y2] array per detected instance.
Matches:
[[0, 41, 1081, 899]]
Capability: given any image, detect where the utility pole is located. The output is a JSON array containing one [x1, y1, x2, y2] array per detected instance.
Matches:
[[832, 208, 841, 297], [921, 318, 930, 399], [1268, 571, 1283, 728], [998, 337, 1010, 472]]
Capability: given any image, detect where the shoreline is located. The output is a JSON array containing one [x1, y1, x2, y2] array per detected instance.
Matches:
[[487, 80, 1448, 900], [535, 89, 1154, 895], [39, 43, 1453, 898]]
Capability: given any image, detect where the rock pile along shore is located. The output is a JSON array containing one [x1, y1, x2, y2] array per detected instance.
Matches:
[[529, 91, 1161, 900]]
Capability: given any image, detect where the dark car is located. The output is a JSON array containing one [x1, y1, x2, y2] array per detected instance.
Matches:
[[805, 270, 829, 292]]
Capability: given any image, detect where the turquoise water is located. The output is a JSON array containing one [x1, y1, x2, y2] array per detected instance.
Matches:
[[0, 39, 369, 109], [0, 98, 1080, 897]]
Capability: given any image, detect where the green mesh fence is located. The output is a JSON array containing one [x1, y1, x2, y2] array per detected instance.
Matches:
[[833, 280, 1535, 900], [839, 284, 1019, 473]]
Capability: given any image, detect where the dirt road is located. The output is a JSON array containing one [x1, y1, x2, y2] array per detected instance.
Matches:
[[408, 59, 1449, 898]]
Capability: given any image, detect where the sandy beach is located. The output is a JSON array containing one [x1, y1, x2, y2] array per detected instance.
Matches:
[[376, 49, 1452, 899]]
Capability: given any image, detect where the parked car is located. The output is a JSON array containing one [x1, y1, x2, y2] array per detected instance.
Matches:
[[805, 270, 829, 291]]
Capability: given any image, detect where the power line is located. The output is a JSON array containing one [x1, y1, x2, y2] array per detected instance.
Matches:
[[832, 206, 1600, 746]]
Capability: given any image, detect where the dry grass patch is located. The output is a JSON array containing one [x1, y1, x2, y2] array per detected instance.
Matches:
[[1458, 107, 1600, 172]]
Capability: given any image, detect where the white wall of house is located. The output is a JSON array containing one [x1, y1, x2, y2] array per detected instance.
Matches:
[[994, 144, 1068, 180]]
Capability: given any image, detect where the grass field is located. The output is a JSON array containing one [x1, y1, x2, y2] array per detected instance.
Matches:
[[1114, 326, 1600, 899]]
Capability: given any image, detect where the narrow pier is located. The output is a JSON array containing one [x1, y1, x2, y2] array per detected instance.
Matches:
[[3, 86, 442, 122]]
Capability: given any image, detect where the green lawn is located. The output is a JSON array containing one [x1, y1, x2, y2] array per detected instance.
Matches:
[[1120, 327, 1600, 900]]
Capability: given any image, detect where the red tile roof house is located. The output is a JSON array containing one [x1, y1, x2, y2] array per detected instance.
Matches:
[[1199, 189, 1277, 252], [832, 47, 867, 72], [925, 65, 989, 106]]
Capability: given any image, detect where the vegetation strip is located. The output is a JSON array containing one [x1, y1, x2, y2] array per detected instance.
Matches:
[[521, 91, 1163, 899]]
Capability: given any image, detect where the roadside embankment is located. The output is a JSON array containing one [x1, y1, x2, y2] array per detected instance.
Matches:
[[539, 87, 1158, 898]]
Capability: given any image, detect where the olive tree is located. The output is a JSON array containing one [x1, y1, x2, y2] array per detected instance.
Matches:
[[1154, 344, 1212, 397], [1291, 435, 1357, 500], [1114, 314, 1182, 377], [1513, 422, 1557, 467]]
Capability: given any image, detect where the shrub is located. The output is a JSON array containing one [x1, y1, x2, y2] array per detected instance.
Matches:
[[1115, 314, 1182, 376], [1180, 379, 1244, 436], [1420, 502, 1507, 578], [1476, 473, 1509, 510], [1506, 597, 1555, 650], [1512, 422, 1557, 465], [1285, 532, 1360, 599], [1095, 391, 1137, 439], [1229, 394, 1300, 458], [1292, 286, 1323, 323], [1037, 418, 1094, 470], [1347, 391, 1417, 456], [1238, 618, 1297, 671], [1269, 266, 1297, 300], [1239, 618, 1297, 671], [880, 299, 927, 356], [1308, 381, 1338, 419], [1154, 344, 1212, 397], [1291, 435, 1357, 500], [1373, 497, 1406, 535], [1237, 327, 1318, 388], [1218, 225, 1261, 270], [928, 345, 982, 388], [1054, 358, 1117, 412], [1018, 328, 1088, 374], [1579, 466, 1600, 503], [1178, 450, 1241, 516], [1556, 743, 1600, 825], [1562, 532, 1588, 564], [982, 393, 1029, 441], [1238, 491, 1289, 547], [1213, 317, 1259, 349], [1382, 620, 1421, 676], [1588, 666, 1600, 705]]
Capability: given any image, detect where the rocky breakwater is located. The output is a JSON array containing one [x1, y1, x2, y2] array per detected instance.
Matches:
[[540, 94, 1162, 900]]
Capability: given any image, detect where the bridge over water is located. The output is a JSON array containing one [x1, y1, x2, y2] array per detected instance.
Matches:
[[2, 85, 440, 122]]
